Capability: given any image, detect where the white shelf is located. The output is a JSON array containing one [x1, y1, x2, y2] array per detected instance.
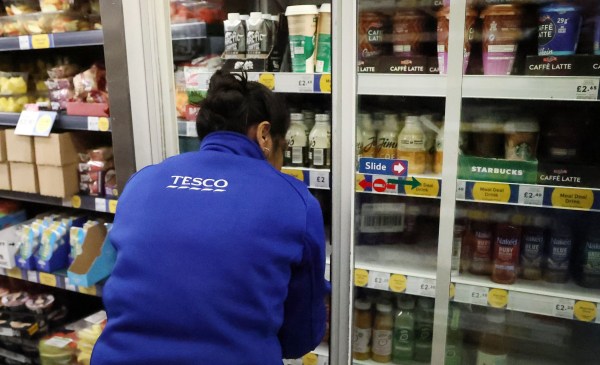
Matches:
[[354, 243, 438, 298], [452, 272, 600, 324], [463, 75, 600, 101], [357, 74, 446, 97]]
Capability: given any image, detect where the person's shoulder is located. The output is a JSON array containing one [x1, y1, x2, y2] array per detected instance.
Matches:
[[270, 170, 313, 209]]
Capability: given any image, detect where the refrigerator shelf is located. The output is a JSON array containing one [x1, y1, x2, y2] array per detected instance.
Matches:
[[463, 76, 600, 102], [282, 168, 331, 190], [0, 30, 104, 52], [453, 273, 600, 324], [0, 191, 118, 214], [0, 112, 111, 132], [456, 180, 600, 212], [356, 173, 442, 199], [190, 72, 332, 94], [354, 244, 437, 298], [357, 74, 446, 97], [0, 267, 102, 297]]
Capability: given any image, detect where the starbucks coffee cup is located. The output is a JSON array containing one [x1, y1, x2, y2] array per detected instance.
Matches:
[[286, 5, 319, 73], [316, 4, 332, 73]]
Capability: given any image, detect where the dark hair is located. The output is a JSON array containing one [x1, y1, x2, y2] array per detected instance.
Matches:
[[196, 71, 290, 141]]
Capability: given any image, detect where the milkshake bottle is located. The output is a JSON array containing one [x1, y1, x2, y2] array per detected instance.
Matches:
[[246, 12, 265, 57], [359, 114, 377, 158], [261, 13, 274, 54], [285, 113, 308, 167], [481, 5, 522, 75], [302, 109, 316, 131], [396, 116, 426, 174], [376, 114, 399, 159], [309, 114, 332, 168], [224, 13, 246, 59]]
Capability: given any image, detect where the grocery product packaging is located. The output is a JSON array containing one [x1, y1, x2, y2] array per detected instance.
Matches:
[[37, 164, 79, 197], [5, 130, 35, 163], [0, 130, 7, 162], [223, 13, 246, 59], [315, 4, 331, 73], [286, 5, 319, 73], [437, 6, 477, 74], [458, 155, 538, 184], [538, 4, 582, 56], [34, 132, 81, 166], [68, 223, 116, 287], [9, 162, 38, 193], [481, 4, 522, 75], [0, 162, 10, 190]]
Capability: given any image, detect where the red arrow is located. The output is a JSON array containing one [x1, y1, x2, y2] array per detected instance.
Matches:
[[359, 179, 372, 190]]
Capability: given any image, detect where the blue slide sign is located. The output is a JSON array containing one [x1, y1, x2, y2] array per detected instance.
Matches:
[[358, 158, 408, 177]]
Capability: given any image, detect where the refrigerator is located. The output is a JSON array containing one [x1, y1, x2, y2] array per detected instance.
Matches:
[[130, 0, 600, 364]]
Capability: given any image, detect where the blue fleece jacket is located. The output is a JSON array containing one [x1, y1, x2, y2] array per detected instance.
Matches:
[[91, 132, 328, 365]]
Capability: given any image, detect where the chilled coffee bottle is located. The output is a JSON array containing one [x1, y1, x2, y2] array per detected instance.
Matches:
[[284, 113, 308, 167], [372, 302, 394, 363], [397, 116, 427, 174], [309, 114, 332, 168], [359, 113, 378, 158], [376, 114, 399, 159]]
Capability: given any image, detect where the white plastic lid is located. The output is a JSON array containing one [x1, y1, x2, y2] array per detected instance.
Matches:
[[286, 5, 319, 16], [320, 3, 332, 13], [262, 13, 272, 20], [405, 116, 420, 125], [316, 113, 330, 123], [271, 15, 279, 22], [227, 13, 241, 21], [472, 119, 503, 132], [250, 12, 262, 19], [377, 302, 393, 313], [240, 15, 250, 21], [504, 119, 539, 133], [355, 299, 371, 310], [290, 113, 304, 122]]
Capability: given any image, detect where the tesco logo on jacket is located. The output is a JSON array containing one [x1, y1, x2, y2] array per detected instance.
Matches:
[[166, 175, 229, 192]]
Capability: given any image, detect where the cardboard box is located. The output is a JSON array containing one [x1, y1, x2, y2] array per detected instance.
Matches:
[[9, 163, 38, 194], [5, 130, 34, 163], [37, 164, 79, 198], [0, 163, 10, 190], [34, 133, 80, 166], [68, 224, 116, 287], [458, 155, 538, 184], [0, 130, 7, 162]]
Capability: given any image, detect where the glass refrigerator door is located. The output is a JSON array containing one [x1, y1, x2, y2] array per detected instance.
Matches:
[[165, 1, 333, 364], [444, 0, 600, 364], [350, 0, 451, 364]]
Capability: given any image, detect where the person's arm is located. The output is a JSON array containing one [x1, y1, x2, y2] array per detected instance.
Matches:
[[278, 195, 328, 359]]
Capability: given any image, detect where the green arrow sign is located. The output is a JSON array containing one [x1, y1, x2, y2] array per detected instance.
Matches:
[[388, 177, 421, 190]]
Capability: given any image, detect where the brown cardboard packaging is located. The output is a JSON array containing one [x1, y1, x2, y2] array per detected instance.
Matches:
[[0, 130, 7, 162], [0, 163, 10, 190], [34, 133, 81, 166], [37, 164, 79, 198], [9, 163, 38, 193], [5, 130, 35, 163]]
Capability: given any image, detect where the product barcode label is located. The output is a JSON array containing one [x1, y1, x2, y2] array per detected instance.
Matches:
[[312, 149, 324, 166], [292, 147, 303, 164], [359, 203, 406, 233]]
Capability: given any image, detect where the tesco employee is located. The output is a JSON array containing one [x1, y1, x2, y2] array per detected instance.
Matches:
[[91, 71, 328, 365]]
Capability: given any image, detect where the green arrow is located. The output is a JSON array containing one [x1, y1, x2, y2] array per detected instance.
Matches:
[[388, 177, 421, 190]]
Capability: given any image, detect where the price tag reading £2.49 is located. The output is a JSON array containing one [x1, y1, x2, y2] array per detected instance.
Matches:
[[297, 74, 314, 93], [518, 185, 544, 206], [552, 298, 575, 320]]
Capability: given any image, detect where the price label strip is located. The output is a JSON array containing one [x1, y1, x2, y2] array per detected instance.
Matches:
[[575, 79, 600, 100], [309, 170, 330, 189], [455, 180, 467, 200], [552, 298, 575, 320], [296, 74, 315, 93], [15, 111, 58, 137], [367, 270, 390, 291], [406, 277, 436, 297], [518, 185, 544, 206]]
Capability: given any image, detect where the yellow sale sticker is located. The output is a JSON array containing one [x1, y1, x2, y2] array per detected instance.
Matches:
[[487, 288, 509, 308], [98, 117, 110, 132], [472, 183, 511, 203], [319, 74, 331, 93], [404, 178, 440, 197], [354, 269, 369, 287], [551, 188, 594, 210], [71, 195, 82, 209], [258, 73, 275, 90], [302, 353, 318, 365], [31, 34, 51, 49], [79, 286, 97, 296], [6, 267, 22, 279], [38, 273, 57, 287], [281, 169, 304, 182], [574, 301, 597, 322], [108, 200, 118, 214], [449, 283, 456, 299], [389, 274, 407, 293], [35, 115, 53, 134]]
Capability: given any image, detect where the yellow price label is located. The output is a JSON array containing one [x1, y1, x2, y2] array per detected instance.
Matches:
[[38, 273, 57, 287], [551, 188, 594, 210], [79, 286, 97, 296], [281, 169, 304, 182], [487, 288, 509, 308], [71, 195, 82, 209], [6, 267, 22, 279], [320, 74, 331, 93], [35, 115, 53, 134], [449, 283, 456, 299], [302, 353, 318, 365], [389, 274, 407, 293], [258, 73, 275, 90], [574, 301, 597, 322], [472, 182, 512, 203], [98, 117, 110, 132], [31, 34, 51, 49], [354, 269, 369, 287], [108, 200, 118, 214], [404, 178, 441, 197]]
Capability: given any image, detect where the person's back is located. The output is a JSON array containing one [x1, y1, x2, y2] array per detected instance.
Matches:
[[91, 72, 327, 365]]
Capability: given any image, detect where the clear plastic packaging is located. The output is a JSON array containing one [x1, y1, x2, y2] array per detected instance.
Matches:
[[1, 15, 27, 36], [39, 0, 72, 12], [4, 0, 40, 15], [170, 0, 225, 24]]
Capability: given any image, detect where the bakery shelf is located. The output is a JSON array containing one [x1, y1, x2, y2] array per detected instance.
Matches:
[[0, 112, 111, 132]]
